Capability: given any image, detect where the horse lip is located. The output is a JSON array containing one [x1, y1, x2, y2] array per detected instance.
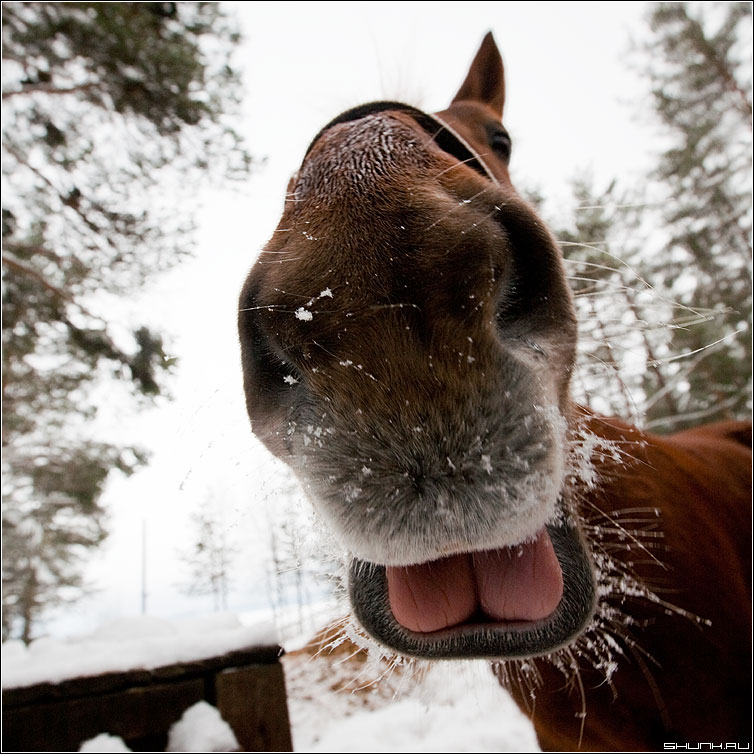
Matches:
[[348, 520, 597, 660]]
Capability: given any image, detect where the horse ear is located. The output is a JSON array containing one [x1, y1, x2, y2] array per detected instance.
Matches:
[[451, 32, 505, 117]]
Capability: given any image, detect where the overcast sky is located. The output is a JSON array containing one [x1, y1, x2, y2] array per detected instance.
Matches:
[[44, 1, 661, 637]]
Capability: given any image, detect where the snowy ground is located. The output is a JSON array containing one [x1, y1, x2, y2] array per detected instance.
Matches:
[[284, 645, 541, 753], [2, 612, 541, 752]]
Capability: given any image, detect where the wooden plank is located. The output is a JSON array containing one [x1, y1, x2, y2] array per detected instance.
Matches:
[[2, 646, 293, 752], [3, 645, 285, 707], [2, 678, 204, 752], [215, 663, 293, 752]]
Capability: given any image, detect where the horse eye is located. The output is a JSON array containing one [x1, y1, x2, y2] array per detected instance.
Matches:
[[486, 125, 512, 160]]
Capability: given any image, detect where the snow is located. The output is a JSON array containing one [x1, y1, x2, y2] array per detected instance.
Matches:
[[1, 612, 277, 689], [281, 614, 540, 753], [307, 692, 536, 752], [79, 734, 132, 752], [76, 703, 240, 753], [166, 702, 239, 753], [285, 655, 541, 753], [4, 610, 541, 752]]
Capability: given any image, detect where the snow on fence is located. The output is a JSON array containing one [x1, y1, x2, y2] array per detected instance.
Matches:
[[2, 644, 292, 752]]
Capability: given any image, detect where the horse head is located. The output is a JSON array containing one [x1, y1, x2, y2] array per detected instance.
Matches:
[[239, 32, 597, 660]]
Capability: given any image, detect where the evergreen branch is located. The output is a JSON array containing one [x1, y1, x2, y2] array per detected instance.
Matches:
[[698, 53, 751, 125], [4, 142, 104, 236], [655, 5, 752, 126], [2, 253, 77, 308], [1, 251, 102, 323], [3, 241, 66, 265], [2, 81, 99, 100]]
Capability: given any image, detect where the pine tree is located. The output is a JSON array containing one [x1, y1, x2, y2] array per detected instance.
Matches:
[[555, 5, 751, 432], [2, 2, 251, 640], [640, 2, 752, 429]]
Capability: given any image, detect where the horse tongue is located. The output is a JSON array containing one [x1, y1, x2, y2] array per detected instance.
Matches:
[[473, 529, 563, 622], [386, 554, 478, 633], [386, 529, 563, 633]]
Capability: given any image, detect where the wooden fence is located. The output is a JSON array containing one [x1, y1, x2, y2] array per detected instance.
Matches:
[[2, 644, 292, 752]]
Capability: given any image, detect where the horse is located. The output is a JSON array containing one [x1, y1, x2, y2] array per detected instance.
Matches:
[[238, 33, 752, 751]]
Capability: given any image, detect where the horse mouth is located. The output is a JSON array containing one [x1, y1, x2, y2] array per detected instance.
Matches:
[[348, 519, 596, 660]]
